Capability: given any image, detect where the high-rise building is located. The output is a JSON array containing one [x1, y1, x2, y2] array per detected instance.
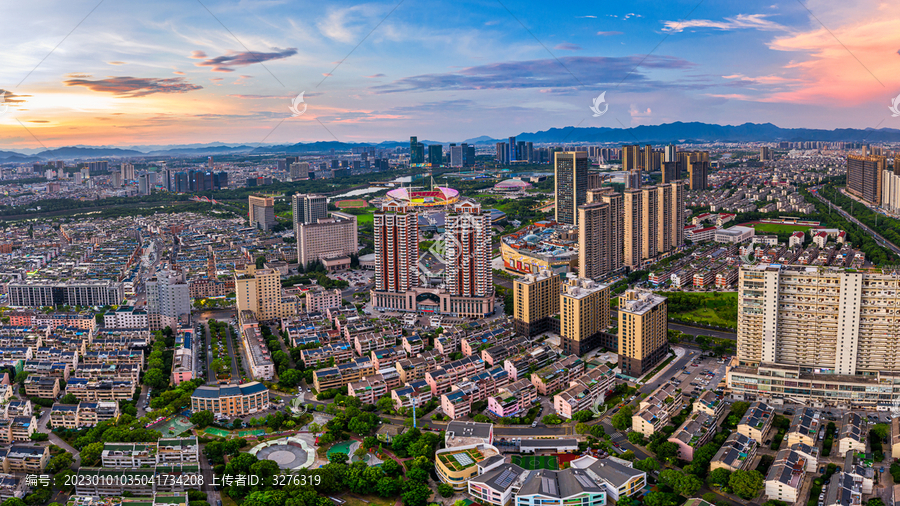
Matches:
[[625, 169, 641, 189], [664, 144, 677, 163], [640, 186, 660, 260], [679, 151, 710, 190], [642, 145, 661, 172], [120, 163, 135, 181], [138, 174, 151, 195], [623, 189, 643, 268], [883, 167, 900, 213], [727, 264, 900, 408], [409, 136, 425, 165], [560, 276, 610, 356], [578, 202, 612, 280], [554, 151, 589, 226], [207, 156, 213, 170], [146, 270, 191, 328], [760, 146, 772, 161], [668, 181, 685, 250], [248, 195, 276, 231], [508, 136, 517, 162], [846, 154, 886, 205], [661, 161, 680, 183], [495, 142, 509, 165], [289, 162, 309, 181], [513, 270, 560, 337], [618, 289, 668, 376], [297, 213, 358, 266], [589, 188, 623, 272], [373, 200, 419, 293], [623, 145, 641, 172], [110, 172, 122, 188], [234, 266, 295, 321], [444, 201, 492, 298], [427, 144, 443, 166], [291, 193, 327, 227], [450, 145, 464, 168]]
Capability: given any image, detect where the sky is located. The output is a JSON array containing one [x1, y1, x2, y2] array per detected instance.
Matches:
[[2, 0, 900, 149]]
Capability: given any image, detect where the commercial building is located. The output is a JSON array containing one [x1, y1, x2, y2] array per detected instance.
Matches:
[[617, 289, 667, 377], [248, 195, 276, 231], [512, 270, 560, 337], [8, 280, 124, 307], [727, 264, 900, 408], [297, 212, 358, 266], [189, 382, 269, 416], [847, 154, 886, 205], [234, 266, 295, 321], [554, 151, 589, 226], [560, 276, 610, 356]]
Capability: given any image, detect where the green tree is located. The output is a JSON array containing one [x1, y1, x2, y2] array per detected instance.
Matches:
[[80, 442, 104, 466], [611, 405, 634, 431], [627, 431, 646, 445], [190, 410, 214, 428], [729, 469, 764, 500], [571, 410, 593, 422], [59, 393, 79, 404], [643, 492, 679, 506], [708, 467, 731, 487], [633, 457, 659, 473], [437, 483, 454, 497]]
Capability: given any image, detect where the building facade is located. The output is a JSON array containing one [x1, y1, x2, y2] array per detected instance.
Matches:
[[554, 151, 589, 226], [618, 289, 668, 377]]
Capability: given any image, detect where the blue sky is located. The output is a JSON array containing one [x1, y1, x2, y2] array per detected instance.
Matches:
[[2, 0, 899, 148]]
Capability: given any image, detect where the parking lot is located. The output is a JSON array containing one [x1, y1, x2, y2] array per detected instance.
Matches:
[[668, 355, 729, 396]]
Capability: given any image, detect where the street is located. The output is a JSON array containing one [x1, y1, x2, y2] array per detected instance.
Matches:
[[668, 323, 736, 341]]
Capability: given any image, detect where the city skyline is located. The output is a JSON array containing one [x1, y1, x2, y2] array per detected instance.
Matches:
[[2, 0, 899, 149]]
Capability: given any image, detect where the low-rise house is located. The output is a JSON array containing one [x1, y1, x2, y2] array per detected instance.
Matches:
[[711, 432, 758, 473], [530, 355, 584, 396], [737, 401, 774, 441], [837, 413, 867, 457], [668, 411, 717, 462], [391, 379, 432, 411], [632, 382, 683, 436], [786, 408, 822, 447], [347, 374, 387, 405], [764, 446, 809, 503], [553, 365, 616, 419]]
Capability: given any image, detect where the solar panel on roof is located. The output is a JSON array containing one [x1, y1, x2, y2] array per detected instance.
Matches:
[[496, 469, 515, 488], [454, 453, 475, 467], [574, 474, 597, 489]]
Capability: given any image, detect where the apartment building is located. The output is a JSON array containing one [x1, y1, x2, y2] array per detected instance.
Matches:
[[765, 446, 810, 503], [846, 154, 886, 205], [503, 345, 556, 382], [693, 391, 725, 419], [74, 363, 140, 382], [426, 355, 486, 396], [560, 276, 610, 356], [711, 432, 759, 473], [312, 357, 377, 392], [23, 360, 70, 381], [0, 446, 49, 473], [530, 355, 584, 396], [728, 264, 900, 408], [300, 343, 353, 368], [667, 411, 717, 462], [632, 382, 683, 436], [553, 365, 616, 419], [737, 401, 774, 441], [237, 314, 274, 380], [23, 376, 59, 399], [347, 374, 387, 405], [8, 280, 124, 308], [395, 356, 427, 383], [837, 413, 867, 457], [2, 401, 31, 420], [103, 306, 149, 329], [234, 266, 295, 321], [82, 350, 144, 368], [297, 213, 358, 265], [391, 379, 433, 411], [51, 402, 120, 429], [618, 289, 668, 377], [403, 334, 424, 355], [441, 389, 473, 420], [0, 417, 37, 443], [487, 379, 537, 419], [306, 288, 342, 313], [65, 378, 136, 401], [189, 382, 269, 416], [102, 438, 198, 468], [372, 346, 405, 369]]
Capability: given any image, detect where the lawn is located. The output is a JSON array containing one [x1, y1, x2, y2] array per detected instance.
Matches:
[[512, 455, 559, 470], [665, 291, 738, 329], [741, 222, 812, 234], [342, 496, 397, 506]]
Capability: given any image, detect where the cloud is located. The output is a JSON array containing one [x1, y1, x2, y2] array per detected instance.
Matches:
[[107, 61, 127, 65], [173, 71, 185, 75], [317, 5, 384, 43], [596, 31, 623, 36], [27, 120, 49, 123], [63, 76, 203, 97], [577, 15, 597, 18], [66, 73, 93, 79], [193, 48, 297, 72], [366, 73, 386, 78], [554, 43, 582, 51], [0, 90, 28, 106], [662, 14, 787, 33], [190, 51, 207, 59], [372, 55, 696, 93]]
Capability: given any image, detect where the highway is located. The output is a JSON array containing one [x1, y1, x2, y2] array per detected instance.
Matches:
[[810, 187, 900, 256]]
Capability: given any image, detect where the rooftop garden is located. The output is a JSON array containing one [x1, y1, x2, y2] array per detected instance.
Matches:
[[437, 447, 484, 472]]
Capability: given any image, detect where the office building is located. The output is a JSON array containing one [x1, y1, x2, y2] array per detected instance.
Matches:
[[445, 200, 492, 298], [428, 144, 443, 166], [248, 195, 276, 231], [513, 270, 560, 337], [297, 212, 358, 266], [373, 200, 419, 294], [450, 145, 464, 168], [847, 154, 886, 205], [560, 276, 610, 356], [554, 151, 589, 225], [727, 264, 900, 408], [233, 266, 296, 321], [622, 145, 641, 172], [618, 289, 667, 377], [138, 174, 152, 195], [291, 193, 327, 226], [409, 136, 425, 165]]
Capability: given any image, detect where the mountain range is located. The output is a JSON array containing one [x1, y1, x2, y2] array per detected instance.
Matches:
[[5, 122, 900, 162]]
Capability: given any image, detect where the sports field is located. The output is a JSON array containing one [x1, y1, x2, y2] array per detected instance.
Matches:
[[335, 199, 368, 209], [740, 222, 812, 234], [512, 455, 559, 470]]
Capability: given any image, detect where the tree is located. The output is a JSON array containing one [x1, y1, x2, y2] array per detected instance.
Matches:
[[437, 483, 454, 497], [643, 492, 678, 506], [376, 477, 402, 498], [327, 452, 349, 464], [80, 442, 104, 466], [59, 393, 79, 404], [611, 405, 634, 431], [633, 458, 659, 473], [190, 410, 214, 428], [381, 458, 402, 477], [708, 467, 731, 487], [654, 441, 679, 462], [401, 483, 432, 506], [376, 396, 395, 413], [866, 500, 885, 506], [144, 368, 168, 390], [729, 469, 764, 500], [572, 410, 593, 422], [627, 431, 646, 445]]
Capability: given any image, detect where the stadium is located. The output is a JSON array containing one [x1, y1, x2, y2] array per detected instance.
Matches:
[[385, 186, 460, 207]]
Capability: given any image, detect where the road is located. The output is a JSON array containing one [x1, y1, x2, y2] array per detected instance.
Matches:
[[639, 347, 698, 395], [810, 187, 900, 256], [36, 408, 81, 468], [668, 323, 736, 341], [223, 324, 242, 380]]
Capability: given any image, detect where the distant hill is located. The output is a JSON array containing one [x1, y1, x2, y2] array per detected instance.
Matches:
[[36, 147, 144, 159]]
